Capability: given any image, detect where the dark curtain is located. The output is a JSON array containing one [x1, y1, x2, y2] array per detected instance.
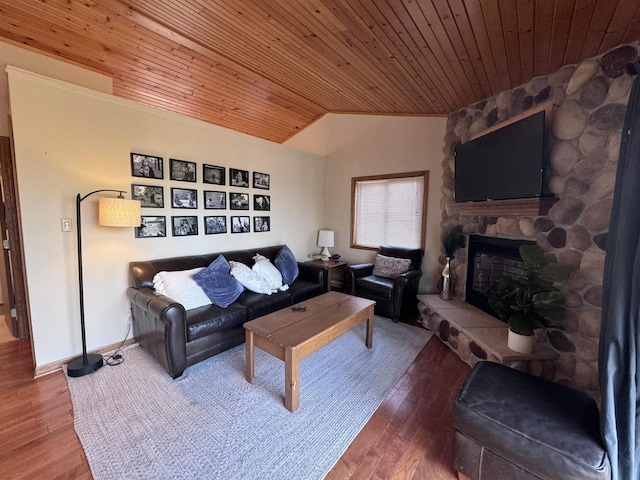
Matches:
[[599, 70, 640, 480]]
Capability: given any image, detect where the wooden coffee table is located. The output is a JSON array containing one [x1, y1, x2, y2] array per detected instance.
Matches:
[[244, 291, 376, 412]]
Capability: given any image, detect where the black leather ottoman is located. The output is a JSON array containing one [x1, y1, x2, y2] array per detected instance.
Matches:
[[453, 361, 611, 480]]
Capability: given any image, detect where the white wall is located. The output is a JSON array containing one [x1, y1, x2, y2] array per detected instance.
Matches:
[[314, 115, 447, 292], [7, 67, 326, 368]]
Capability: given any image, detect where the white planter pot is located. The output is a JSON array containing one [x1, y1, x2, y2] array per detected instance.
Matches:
[[507, 329, 534, 354]]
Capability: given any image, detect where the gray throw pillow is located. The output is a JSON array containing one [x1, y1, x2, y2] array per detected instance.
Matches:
[[372, 254, 412, 279]]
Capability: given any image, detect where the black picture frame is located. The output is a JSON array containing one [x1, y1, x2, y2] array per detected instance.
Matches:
[[253, 216, 270, 232], [171, 216, 198, 236], [204, 216, 227, 235], [231, 216, 251, 233], [253, 194, 270, 211], [203, 164, 225, 185], [230, 168, 250, 188], [171, 187, 198, 209], [131, 184, 164, 208], [253, 171, 270, 190], [135, 216, 166, 238], [170, 158, 197, 182], [131, 153, 163, 179], [204, 190, 226, 209], [230, 192, 249, 210]]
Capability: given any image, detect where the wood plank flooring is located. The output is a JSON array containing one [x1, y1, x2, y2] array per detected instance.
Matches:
[[0, 329, 469, 479]]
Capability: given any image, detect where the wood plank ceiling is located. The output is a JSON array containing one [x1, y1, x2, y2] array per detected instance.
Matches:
[[0, 0, 639, 143]]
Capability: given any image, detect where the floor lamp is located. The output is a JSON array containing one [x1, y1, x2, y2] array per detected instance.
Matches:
[[67, 190, 141, 378]]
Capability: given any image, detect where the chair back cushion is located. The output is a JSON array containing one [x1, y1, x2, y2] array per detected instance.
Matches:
[[378, 245, 423, 270], [372, 254, 411, 278]]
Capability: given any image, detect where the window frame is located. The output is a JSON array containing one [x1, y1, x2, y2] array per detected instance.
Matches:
[[350, 170, 429, 251]]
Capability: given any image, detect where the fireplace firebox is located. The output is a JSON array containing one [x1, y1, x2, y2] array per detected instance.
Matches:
[[465, 235, 535, 319]]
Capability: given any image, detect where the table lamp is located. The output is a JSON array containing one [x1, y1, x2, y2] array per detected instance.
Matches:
[[317, 229, 334, 261]]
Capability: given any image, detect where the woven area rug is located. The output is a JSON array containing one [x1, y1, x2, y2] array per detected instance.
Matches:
[[66, 317, 432, 480]]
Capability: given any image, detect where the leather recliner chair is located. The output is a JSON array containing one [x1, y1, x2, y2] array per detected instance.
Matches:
[[346, 245, 423, 322]]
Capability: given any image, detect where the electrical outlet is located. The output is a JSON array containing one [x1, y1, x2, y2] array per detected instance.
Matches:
[[61, 218, 73, 232]]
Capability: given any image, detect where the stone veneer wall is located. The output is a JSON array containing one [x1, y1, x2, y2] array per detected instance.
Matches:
[[439, 43, 639, 394]]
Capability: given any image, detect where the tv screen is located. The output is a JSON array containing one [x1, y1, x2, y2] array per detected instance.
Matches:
[[454, 110, 546, 202]]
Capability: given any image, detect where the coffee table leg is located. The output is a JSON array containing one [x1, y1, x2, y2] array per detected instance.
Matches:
[[245, 330, 254, 383], [284, 348, 300, 412], [366, 307, 374, 348]]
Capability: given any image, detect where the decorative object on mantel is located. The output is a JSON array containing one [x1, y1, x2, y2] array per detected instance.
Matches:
[[488, 244, 572, 354], [439, 225, 466, 300]]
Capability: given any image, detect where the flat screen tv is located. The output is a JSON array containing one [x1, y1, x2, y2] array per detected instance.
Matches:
[[454, 110, 546, 202]]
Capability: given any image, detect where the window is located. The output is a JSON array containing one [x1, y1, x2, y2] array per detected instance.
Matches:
[[351, 171, 428, 250]]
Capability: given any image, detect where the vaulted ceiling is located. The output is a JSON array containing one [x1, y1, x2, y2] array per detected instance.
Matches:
[[0, 1, 638, 143]]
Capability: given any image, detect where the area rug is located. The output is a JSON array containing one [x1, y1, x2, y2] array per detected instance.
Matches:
[[66, 317, 432, 480]]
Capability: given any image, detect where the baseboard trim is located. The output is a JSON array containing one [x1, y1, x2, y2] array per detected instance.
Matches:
[[35, 338, 137, 378]]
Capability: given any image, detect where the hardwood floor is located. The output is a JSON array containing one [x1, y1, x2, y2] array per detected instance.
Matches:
[[0, 330, 469, 479]]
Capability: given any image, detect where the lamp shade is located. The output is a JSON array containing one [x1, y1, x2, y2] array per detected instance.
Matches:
[[98, 198, 141, 227], [317, 229, 335, 248]]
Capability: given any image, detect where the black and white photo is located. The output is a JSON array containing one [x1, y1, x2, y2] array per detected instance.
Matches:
[[253, 171, 270, 190], [204, 216, 227, 234], [253, 216, 270, 232], [253, 194, 270, 211], [230, 168, 249, 188], [171, 187, 197, 209], [135, 216, 166, 238], [203, 164, 225, 185], [131, 153, 163, 179], [204, 191, 226, 209], [170, 158, 197, 182], [132, 184, 164, 208], [172, 216, 198, 236], [230, 192, 249, 210], [231, 216, 250, 233]]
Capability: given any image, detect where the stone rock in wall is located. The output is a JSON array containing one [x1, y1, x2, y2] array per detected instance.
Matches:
[[563, 309, 579, 333], [542, 360, 556, 381], [574, 152, 607, 179], [422, 312, 441, 331], [487, 216, 498, 225], [518, 217, 536, 237], [521, 95, 534, 111], [549, 196, 585, 225], [580, 76, 610, 109], [564, 178, 590, 196], [510, 88, 526, 115], [607, 133, 622, 162], [568, 270, 587, 290], [449, 337, 458, 349], [551, 142, 579, 175], [457, 333, 471, 361], [579, 309, 602, 338], [591, 166, 617, 200], [450, 326, 459, 337], [609, 75, 633, 102], [486, 108, 499, 127], [534, 217, 555, 232], [475, 99, 488, 111], [528, 360, 543, 377], [575, 338, 599, 362], [574, 362, 598, 390], [553, 101, 587, 139], [453, 121, 466, 138], [556, 354, 577, 378], [551, 86, 567, 106], [469, 117, 487, 136], [580, 251, 606, 285], [559, 249, 583, 268], [548, 65, 575, 86], [534, 86, 551, 104], [536, 232, 552, 251], [453, 274, 466, 297], [469, 341, 487, 360], [588, 103, 627, 135], [483, 97, 497, 115], [447, 113, 459, 129], [578, 132, 607, 156], [547, 227, 567, 248], [478, 217, 488, 234], [566, 291, 585, 308], [582, 199, 614, 231], [593, 233, 607, 251], [601, 45, 638, 78], [527, 76, 548, 94], [567, 60, 599, 94], [548, 329, 576, 352], [495, 217, 521, 236], [439, 320, 451, 341], [568, 225, 592, 250], [496, 90, 511, 110], [584, 285, 603, 307]]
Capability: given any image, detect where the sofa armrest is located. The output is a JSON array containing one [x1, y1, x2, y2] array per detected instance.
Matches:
[[127, 287, 188, 378], [297, 261, 326, 289]]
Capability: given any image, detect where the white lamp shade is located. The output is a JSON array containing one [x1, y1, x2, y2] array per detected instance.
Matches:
[[317, 229, 335, 248], [98, 198, 141, 227]]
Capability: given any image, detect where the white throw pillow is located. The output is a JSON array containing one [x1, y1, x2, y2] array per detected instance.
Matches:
[[252, 254, 289, 291], [229, 261, 274, 294], [153, 267, 211, 310]]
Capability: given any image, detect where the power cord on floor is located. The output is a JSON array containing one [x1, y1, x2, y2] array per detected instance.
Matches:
[[103, 314, 132, 367]]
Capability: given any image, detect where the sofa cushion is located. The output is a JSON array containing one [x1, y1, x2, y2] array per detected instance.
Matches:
[[193, 256, 245, 308], [153, 267, 211, 310], [355, 275, 394, 299], [372, 254, 411, 279], [186, 303, 248, 342], [236, 290, 292, 319], [253, 254, 288, 291], [275, 244, 299, 285], [287, 279, 324, 304], [229, 261, 274, 294]]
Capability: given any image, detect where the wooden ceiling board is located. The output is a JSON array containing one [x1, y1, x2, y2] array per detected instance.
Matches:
[[0, 0, 638, 142]]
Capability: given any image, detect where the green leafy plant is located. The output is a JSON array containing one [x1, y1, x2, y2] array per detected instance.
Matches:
[[488, 244, 572, 336]]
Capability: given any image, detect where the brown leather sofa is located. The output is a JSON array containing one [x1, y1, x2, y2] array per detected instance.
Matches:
[[128, 245, 326, 378]]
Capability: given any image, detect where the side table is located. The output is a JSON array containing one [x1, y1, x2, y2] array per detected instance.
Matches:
[[305, 259, 348, 292]]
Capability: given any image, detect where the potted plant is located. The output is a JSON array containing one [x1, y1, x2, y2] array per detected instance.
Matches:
[[488, 244, 572, 354]]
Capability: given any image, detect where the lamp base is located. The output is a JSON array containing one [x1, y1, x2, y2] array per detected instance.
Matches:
[[67, 353, 104, 377], [320, 246, 331, 261]]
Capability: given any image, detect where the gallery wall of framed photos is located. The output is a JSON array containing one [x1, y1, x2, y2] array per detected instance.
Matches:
[[131, 152, 271, 238]]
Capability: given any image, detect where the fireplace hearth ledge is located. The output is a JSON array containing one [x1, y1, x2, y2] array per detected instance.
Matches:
[[418, 294, 557, 378]]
